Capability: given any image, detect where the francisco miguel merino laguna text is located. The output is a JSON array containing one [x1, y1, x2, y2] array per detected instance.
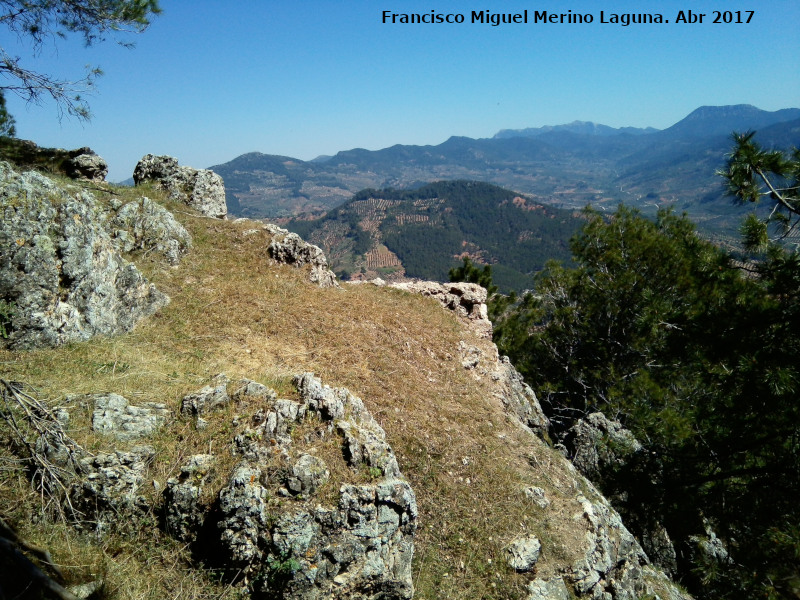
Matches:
[[381, 9, 756, 26]]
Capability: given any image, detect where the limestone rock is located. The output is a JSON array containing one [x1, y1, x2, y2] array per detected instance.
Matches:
[[527, 577, 571, 600], [506, 536, 541, 572], [71, 446, 155, 530], [164, 454, 217, 541], [523, 486, 550, 509], [112, 196, 192, 264], [211, 372, 416, 599], [65, 149, 108, 182], [564, 412, 643, 480], [217, 462, 271, 565], [571, 488, 648, 598], [133, 154, 227, 219], [88, 393, 169, 441], [389, 281, 492, 338], [180, 374, 231, 418], [268, 231, 338, 288], [286, 453, 329, 496], [0, 162, 169, 350], [494, 356, 550, 436]]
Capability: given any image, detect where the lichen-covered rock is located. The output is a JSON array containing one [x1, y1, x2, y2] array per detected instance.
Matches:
[[88, 392, 169, 441], [286, 454, 330, 496], [164, 454, 217, 541], [506, 536, 541, 572], [564, 412, 643, 480], [0, 162, 169, 350], [111, 196, 192, 264], [133, 154, 227, 219], [523, 486, 550, 509], [64, 149, 108, 182], [389, 281, 492, 338], [570, 487, 648, 599], [527, 577, 571, 600], [180, 373, 231, 418], [268, 231, 338, 288], [211, 373, 416, 599], [71, 446, 155, 530]]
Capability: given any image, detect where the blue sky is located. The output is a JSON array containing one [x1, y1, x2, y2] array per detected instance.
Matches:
[[3, 1, 799, 181]]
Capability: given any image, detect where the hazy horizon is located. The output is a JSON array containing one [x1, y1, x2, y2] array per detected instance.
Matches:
[[3, 1, 799, 181]]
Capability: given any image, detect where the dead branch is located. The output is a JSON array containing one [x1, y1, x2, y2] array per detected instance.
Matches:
[[0, 379, 87, 521]]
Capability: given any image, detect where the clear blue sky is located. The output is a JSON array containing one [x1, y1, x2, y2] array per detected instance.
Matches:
[[4, 0, 799, 181]]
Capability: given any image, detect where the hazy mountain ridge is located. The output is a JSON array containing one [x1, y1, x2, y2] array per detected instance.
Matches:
[[211, 105, 800, 241], [494, 120, 658, 138]]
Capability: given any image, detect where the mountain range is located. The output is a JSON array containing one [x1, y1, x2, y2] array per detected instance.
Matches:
[[211, 104, 800, 242]]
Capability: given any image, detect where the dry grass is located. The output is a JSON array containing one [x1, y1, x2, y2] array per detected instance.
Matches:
[[0, 187, 591, 599]]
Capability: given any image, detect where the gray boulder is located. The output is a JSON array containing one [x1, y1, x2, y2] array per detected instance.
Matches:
[[0, 162, 169, 350], [565, 412, 643, 479], [112, 196, 192, 264], [268, 231, 338, 288], [506, 536, 542, 572], [210, 373, 417, 599], [88, 393, 169, 441], [64, 149, 108, 182], [133, 154, 227, 219]]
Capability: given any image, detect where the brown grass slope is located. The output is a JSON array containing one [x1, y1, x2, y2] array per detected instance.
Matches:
[[0, 182, 668, 599]]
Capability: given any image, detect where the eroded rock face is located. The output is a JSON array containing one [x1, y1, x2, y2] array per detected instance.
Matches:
[[267, 227, 339, 288], [88, 393, 170, 441], [65, 149, 108, 182], [111, 196, 192, 265], [164, 454, 218, 541], [133, 154, 227, 219], [0, 162, 169, 350], [494, 356, 550, 436], [159, 373, 417, 599], [71, 446, 156, 531], [563, 412, 644, 480], [389, 281, 492, 338]]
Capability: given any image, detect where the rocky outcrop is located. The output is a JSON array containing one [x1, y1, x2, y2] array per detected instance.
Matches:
[[133, 154, 227, 219], [87, 393, 169, 441], [64, 148, 108, 182], [111, 196, 192, 265], [506, 536, 542, 572], [0, 162, 169, 350], [562, 412, 644, 480], [395, 279, 690, 600], [164, 454, 217, 542], [70, 446, 156, 531], [493, 355, 550, 436], [164, 373, 417, 599], [389, 281, 492, 338], [265, 224, 339, 288]]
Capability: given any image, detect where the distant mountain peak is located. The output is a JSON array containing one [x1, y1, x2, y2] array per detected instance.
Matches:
[[662, 104, 800, 138], [494, 121, 658, 139]]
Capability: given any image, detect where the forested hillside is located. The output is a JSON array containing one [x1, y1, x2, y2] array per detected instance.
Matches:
[[485, 134, 800, 600], [285, 180, 581, 291]]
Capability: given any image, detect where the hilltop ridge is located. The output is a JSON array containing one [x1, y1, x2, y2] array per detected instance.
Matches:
[[0, 158, 690, 600]]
